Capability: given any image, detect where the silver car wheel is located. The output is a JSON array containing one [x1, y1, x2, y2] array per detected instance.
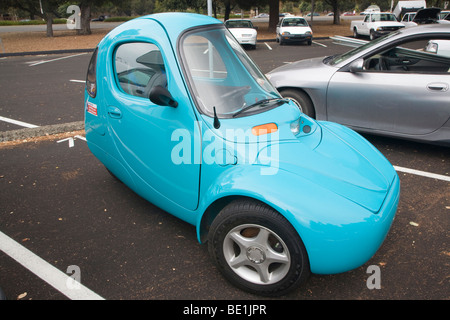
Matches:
[[223, 224, 291, 285]]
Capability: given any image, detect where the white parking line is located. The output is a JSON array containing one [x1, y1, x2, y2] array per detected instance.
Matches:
[[28, 52, 88, 67], [264, 42, 273, 50], [0, 231, 104, 300], [312, 41, 327, 48], [394, 166, 450, 182], [70, 80, 85, 83], [0, 116, 38, 128]]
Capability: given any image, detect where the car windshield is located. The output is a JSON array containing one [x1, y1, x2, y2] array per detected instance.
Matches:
[[282, 18, 308, 26], [225, 20, 253, 28], [180, 25, 280, 118], [327, 31, 400, 66], [371, 13, 397, 21]]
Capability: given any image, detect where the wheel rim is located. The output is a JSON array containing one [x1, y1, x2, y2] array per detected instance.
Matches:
[[223, 224, 291, 285]]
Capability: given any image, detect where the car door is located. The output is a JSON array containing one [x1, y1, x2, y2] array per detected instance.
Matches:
[[105, 39, 201, 211], [326, 37, 450, 136]]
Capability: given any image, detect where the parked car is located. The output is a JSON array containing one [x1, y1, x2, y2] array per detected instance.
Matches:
[[351, 12, 405, 40], [85, 12, 400, 296], [400, 8, 450, 27], [254, 13, 269, 18], [425, 39, 450, 57], [267, 25, 450, 146], [276, 16, 312, 45], [225, 19, 258, 49]]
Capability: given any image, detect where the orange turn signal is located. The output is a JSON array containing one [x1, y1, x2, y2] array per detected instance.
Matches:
[[252, 123, 278, 136]]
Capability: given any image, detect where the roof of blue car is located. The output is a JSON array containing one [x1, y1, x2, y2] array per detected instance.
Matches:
[[140, 12, 222, 38]]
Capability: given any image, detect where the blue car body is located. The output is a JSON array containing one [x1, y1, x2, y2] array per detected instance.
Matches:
[[84, 13, 400, 291]]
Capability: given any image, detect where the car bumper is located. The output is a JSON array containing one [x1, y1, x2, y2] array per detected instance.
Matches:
[[236, 37, 257, 46], [280, 34, 312, 42], [306, 174, 400, 274], [373, 28, 403, 38]]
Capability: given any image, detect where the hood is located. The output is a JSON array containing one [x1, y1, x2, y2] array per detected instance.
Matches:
[[257, 121, 396, 213], [267, 56, 336, 88], [414, 8, 441, 22], [279, 26, 312, 35]]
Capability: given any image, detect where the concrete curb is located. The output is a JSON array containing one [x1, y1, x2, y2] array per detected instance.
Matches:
[[0, 37, 332, 57], [0, 48, 94, 58], [0, 121, 84, 142]]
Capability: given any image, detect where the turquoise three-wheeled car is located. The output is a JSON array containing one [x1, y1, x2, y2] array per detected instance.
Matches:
[[84, 13, 400, 296]]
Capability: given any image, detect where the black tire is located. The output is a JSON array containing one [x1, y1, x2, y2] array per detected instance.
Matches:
[[353, 27, 359, 38], [279, 89, 315, 118], [208, 199, 310, 297]]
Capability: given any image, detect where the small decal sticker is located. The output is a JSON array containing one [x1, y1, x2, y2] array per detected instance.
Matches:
[[87, 101, 98, 116]]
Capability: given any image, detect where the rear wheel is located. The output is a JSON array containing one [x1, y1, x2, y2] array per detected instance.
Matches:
[[208, 199, 310, 297]]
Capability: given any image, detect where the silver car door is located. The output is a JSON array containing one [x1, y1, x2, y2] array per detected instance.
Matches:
[[327, 40, 450, 136]]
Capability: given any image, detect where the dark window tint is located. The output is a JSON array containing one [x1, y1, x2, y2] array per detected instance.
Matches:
[[86, 47, 98, 98]]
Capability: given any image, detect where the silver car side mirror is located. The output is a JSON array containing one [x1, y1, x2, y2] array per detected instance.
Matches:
[[349, 58, 364, 73]]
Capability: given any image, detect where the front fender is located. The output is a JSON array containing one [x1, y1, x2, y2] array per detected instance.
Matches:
[[196, 164, 399, 275]]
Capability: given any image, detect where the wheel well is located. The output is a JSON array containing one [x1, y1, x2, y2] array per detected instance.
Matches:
[[199, 196, 273, 243], [278, 87, 316, 118]]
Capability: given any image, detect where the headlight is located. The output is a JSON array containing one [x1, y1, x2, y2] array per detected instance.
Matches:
[[305, 31, 312, 35], [290, 117, 301, 135], [425, 42, 438, 54], [282, 31, 290, 35]]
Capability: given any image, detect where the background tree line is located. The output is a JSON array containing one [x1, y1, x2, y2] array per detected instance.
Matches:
[[1, 0, 448, 37]]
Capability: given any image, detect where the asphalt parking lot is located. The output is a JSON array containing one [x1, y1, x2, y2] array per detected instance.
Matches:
[[0, 39, 449, 303]]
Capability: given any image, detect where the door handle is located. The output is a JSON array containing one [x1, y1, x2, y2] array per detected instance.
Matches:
[[427, 83, 448, 92], [107, 106, 122, 119]]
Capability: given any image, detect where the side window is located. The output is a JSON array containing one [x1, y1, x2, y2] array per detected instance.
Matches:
[[86, 47, 98, 98], [114, 42, 167, 98], [364, 38, 450, 73]]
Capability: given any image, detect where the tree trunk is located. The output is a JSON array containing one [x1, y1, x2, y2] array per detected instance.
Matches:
[[268, 0, 279, 32], [45, 12, 53, 37], [77, 4, 91, 35], [332, 1, 341, 25], [224, 0, 231, 21]]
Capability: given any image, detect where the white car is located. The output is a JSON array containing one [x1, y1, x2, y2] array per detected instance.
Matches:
[[224, 19, 258, 49], [425, 39, 450, 57], [276, 16, 313, 45]]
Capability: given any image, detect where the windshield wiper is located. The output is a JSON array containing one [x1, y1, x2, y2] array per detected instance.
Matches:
[[232, 98, 288, 118], [323, 54, 339, 64]]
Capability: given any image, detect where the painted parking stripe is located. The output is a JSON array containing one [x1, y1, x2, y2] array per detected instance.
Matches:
[[0, 231, 104, 300], [28, 53, 88, 67], [0, 116, 38, 128], [70, 80, 85, 83], [312, 41, 327, 48], [264, 42, 272, 50], [394, 166, 450, 182]]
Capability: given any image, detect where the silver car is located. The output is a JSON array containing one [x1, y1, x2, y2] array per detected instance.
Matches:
[[267, 25, 450, 145]]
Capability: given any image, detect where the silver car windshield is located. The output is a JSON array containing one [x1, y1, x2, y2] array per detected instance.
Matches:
[[327, 31, 400, 66], [180, 26, 281, 118]]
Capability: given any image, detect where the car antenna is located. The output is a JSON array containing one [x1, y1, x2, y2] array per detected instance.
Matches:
[[213, 106, 220, 129]]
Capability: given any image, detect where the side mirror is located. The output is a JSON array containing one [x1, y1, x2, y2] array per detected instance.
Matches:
[[348, 58, 364, 73], [149, 86, 178, 108]]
